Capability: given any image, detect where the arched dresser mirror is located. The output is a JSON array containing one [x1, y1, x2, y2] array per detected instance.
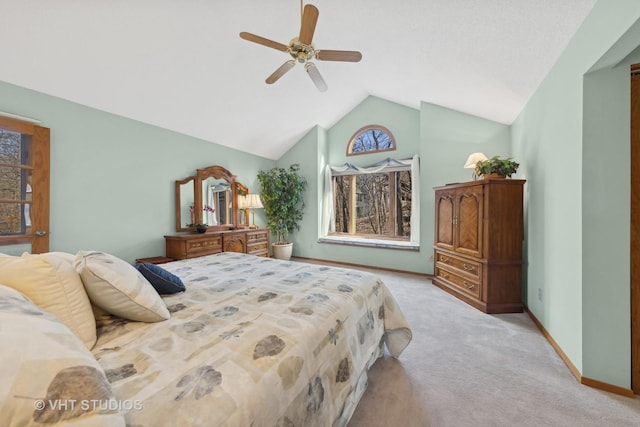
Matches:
[[175, 165, 249, 232]]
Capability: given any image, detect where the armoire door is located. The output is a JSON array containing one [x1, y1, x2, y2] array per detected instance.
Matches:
[[434, 189, 455, 251], [0, 115, 50, 254], [455, 185, 483, 258]]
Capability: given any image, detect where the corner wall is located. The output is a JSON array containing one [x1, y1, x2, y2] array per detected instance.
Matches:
[[0, 80, 274, 261], [512, 0, 640, 388], [278, 96, 511, 274]]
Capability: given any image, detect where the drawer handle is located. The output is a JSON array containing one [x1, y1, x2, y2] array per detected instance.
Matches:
[[463, 281, 475, 290], [440, 256, 449, 263], [463, 264, 475, 272], [440, 271, 449, 279]]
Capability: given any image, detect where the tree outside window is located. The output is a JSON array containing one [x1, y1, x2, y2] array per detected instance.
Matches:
[[332, 170, 411, 240], [347, 125, 396, 156]]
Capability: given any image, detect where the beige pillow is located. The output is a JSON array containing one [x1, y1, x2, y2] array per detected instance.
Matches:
[[73, 251, 170, 322], [0, 253, 97, 349], [0, 284, 125, 427]]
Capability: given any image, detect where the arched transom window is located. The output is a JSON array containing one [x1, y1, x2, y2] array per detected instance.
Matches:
[[347, 125, 396, 156]]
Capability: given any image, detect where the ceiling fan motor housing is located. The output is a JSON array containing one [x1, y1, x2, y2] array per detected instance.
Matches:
[[289, 38, 315, 63]]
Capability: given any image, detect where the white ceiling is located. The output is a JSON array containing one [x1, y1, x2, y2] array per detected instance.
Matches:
[[0, 0, 597, 160]]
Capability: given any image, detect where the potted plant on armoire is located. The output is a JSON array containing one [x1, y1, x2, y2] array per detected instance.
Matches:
[[256, 164, 307, 260]]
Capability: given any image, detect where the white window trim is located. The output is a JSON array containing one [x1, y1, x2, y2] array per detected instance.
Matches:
[[321, 155, 420, 248]]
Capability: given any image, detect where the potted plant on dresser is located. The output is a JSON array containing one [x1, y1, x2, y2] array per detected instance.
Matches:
[[473, 155, 519, 179], [257, 164, 307, 260]]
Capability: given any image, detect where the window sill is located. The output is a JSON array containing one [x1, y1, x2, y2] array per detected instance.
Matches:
[[318, 236, 419, 251]]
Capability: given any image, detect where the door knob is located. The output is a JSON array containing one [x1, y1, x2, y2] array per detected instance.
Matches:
[[35, 230, 47, 236]]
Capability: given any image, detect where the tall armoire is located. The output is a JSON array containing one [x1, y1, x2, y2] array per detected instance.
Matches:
[[433, 178, 526, 314]]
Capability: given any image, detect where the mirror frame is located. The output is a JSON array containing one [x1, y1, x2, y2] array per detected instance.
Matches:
[[175, 175, 196, 232], [175, 165, 250, 232], [195, 165, 238, 231], [236, 182, 249, 228]]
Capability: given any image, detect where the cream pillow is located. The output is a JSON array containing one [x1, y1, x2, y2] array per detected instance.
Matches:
[[73, 251, 170, 322], [0, 284, 125, 427], [0, 253, 97, 349]]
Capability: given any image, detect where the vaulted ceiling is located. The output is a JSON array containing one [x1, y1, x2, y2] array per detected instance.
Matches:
[[1, 0, 597, 159]]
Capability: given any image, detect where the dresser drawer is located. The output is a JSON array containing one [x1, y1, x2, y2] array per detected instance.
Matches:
[[247, 229, 269, 243], [247, 241, 270, 257], [186, 235, 223, 257], [434, 266, 481, 299], [435, 250, 482, 280], [246, 229, 270, 257]]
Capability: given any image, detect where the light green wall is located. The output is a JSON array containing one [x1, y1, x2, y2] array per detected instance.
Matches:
[[512, 0, 640, 388], [420, 102, 512, 273], [278, 96, 510, 274], [328, 96, 419, 165], [0, 81, 274, 262], [583, 63, 632, 388], [279, 96, 428, 273], [275, 125, 324, 258]]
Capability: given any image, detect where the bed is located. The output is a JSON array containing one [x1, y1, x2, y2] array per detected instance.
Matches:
[[0, 251, 411, 427]]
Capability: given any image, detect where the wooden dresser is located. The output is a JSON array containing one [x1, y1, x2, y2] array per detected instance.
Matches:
[[165, 228, 270, 260], [432, 178, 525, 314]]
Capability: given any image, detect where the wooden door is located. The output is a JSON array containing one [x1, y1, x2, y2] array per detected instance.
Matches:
[[631, 63, 640, 394], [455, 185, 483, 258], [434, 189, 455, 250], [0, 116, 50, 254]]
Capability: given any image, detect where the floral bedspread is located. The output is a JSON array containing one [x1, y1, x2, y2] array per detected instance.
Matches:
[[92, 252, 412, 427]]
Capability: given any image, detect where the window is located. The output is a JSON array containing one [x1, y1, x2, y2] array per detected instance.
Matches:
[[0, 115, 50, 253], [347, 125, 396, 156], [0, 129, 30, 235], [321, 156, 419, 249], [333, 171, 411, 239]]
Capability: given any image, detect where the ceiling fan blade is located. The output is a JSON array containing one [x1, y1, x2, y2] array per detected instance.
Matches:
[[305, 62, 327, 92], [266, 60, 296, 84], [298, 4, 319, 45], [239, 32, 288, 52], [316, 50, 363, 62]]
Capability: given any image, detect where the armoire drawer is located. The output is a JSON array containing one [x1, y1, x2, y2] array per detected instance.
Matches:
[[434, 266, 481, 299], [435, 250, 482, 280]]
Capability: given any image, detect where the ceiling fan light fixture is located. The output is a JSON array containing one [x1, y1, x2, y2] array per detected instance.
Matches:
[[239, 3, 362, 91]]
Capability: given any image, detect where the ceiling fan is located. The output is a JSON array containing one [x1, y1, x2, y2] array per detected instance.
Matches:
[[239, 2, 362, 92]]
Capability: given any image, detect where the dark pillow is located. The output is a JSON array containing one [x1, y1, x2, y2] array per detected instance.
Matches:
[[135, 263, 185, 294]]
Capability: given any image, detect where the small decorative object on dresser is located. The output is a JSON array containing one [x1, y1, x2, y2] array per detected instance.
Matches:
[[472, 155, 519, 180], [432, 178, 526, 313], [196, 223, 208, 234]]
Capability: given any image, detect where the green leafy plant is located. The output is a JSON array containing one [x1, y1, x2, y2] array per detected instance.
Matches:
[[474, 156, 519, 178], [257, 164, 307, 244]]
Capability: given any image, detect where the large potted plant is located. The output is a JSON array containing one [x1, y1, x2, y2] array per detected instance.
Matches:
[[473, 156, 519, 179], [257, 164, 307, 260]]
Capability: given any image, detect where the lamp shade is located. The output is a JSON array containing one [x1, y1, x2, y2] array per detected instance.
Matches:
[[464, 152, 489, 168], [237, 194, 247, 209], [245, 194, 263, 209]]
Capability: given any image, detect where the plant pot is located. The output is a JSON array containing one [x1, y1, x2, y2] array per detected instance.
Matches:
[[196, 224, 208, 234], [483, 173, 505, 180], [272, 242, 293, 260]]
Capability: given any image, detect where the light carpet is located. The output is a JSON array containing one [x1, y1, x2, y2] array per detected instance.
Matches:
[[293, 261, 640, 427]]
